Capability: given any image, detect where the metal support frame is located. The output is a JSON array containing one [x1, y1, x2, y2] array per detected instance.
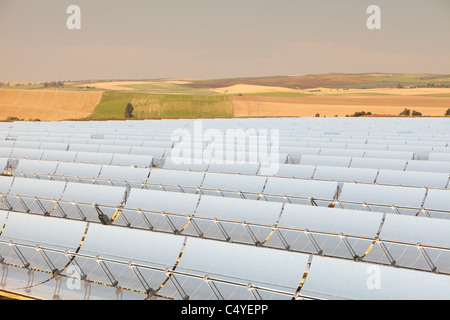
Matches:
[[377, 240, 396, 266], [164, 268, 189, 300], [162, 212, 179, 234], [247, 283, 263, 300], [73, 203, 86, 220], [94, 203, 111, 225], [305, 230, 323, 255], [65, 255, 88, 281], [18, 196, 30, 213], [9, 241, 30, 268], [204, 276, 224, 300], [242, 222, 260, 246], [36, 246, 59, 275], [3, 197, 12, 211], [214, 219, 231, 242], [138, 209, 154, 231], [96, 257, 118, 287], [35, 197, 48, 215], [189, 218, 204, 238], [274, 229, 290, 250], [129, 262, 156, 298], [340, 235, 360, 261], [0, 263, 8, 287], [417, 245, 437, 272], [53, 272, 63, 300], [25, 268, 34, 293]]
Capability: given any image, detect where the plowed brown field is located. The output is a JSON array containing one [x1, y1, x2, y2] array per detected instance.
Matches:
[[232, 95, 450, 117], [0, 89, 103, 121]]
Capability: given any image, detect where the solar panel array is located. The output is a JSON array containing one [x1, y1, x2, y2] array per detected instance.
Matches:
[[0, 118, 449, 300]]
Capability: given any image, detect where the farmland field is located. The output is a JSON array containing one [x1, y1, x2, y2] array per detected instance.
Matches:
[[1, 73, 450, 120]]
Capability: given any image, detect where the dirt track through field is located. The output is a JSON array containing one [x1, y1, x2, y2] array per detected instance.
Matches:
[[0, 89, 103, 121], [232, 95, 450, 117]]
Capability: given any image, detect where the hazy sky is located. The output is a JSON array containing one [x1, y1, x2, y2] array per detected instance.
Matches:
[[1, 0, 449, 81]]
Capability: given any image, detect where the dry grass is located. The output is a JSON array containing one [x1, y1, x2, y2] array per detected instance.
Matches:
[[232, 95, 450, 117], [0, 89, 102, 121]]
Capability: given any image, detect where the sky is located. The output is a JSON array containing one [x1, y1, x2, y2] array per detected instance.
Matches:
[[1, 0, 450, 81]]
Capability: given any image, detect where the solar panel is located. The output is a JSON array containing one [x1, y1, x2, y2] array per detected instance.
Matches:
[[98, 165, 150, 185], [130, 146, 166, 157], [266, 163, 316, 179], [41, 150, 78, 162], [364, 150, 414, 160], [190, 195, 282, 244], [14, 159, 58, 177], [62, 182, 126, 207], [14, 141, 41, 149], [264, 178, 338, 205], [350, 157, 408, 170], [68, 143, 100, 153], [376, 169, 449, 189], [423, 189, 450, 215], [10, 148, 43, 160], [339, 183, 427, 210], [313, 166, 378, 183], [163, 157, 210, 172], [0, 176, 14, 194], [299, 155, 352, 167], [9, 177, 66, 200], [301, 256, 450, 300], [0, 157, 8, 171], [319, 148, 365, 157], [207, 162, 260, 175], [124, 189, 200, 232], [174, 237, 310, 299], [201, 172, 266, 199], [55, 162, 102, 180], [110, 154, 154, 167], [98, 145, 132, 154], [146, 168, 204, 193], [406, 160, 450, 174], [0, 212, 87, 277], [74, 152, 114, 165], [428, 153, 450, 162], [76, 223, 185, 294], [1, 118, 450, 300], [38, 142, 69, 151]]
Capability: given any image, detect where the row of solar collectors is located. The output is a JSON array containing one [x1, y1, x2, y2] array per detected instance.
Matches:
[[3, 126, 450, 144], [1, 205, 449, 299], [1, 173, 450, 276], [0, 138, 173, 150], [2, 116, 449, 129], [0, 138, 438, 164], [8, 157, 450, 207], [6, 158, 450, 216], [3, 138, 450, 173], [3, 137, 450, 165], [164, 155, 450, 174], [9, 156, 450, 192], [2, 118, 450, 137], [3, 131, 450, 149], [0, 148, 156, 167]]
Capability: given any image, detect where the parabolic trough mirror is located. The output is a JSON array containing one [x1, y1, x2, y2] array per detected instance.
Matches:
[[0, 117, 450, 300]]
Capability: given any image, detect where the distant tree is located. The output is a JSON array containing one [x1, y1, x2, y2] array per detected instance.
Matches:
[[445, 108, 450, 116], [315, 113, 320, 117], [124, 103, 134, 118], [397, 83, 403, 89], [411, 110, 422, 116], [399, 108, 411, 116]]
